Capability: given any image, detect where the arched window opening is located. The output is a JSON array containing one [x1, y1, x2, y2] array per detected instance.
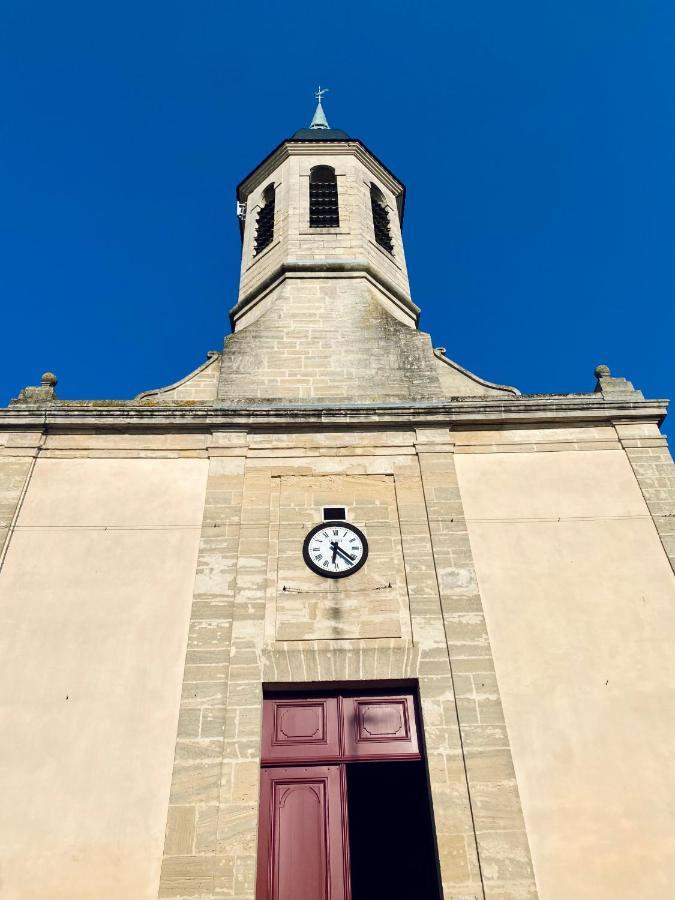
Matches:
[[370, 184, 394, 254], [254, 184, 275, 255], [309, 166, 339, 227]]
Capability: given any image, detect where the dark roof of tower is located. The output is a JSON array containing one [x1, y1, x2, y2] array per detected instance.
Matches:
[[236, 129, 406, 228], [235, 96, 405, 222], [236, 133, 406, 230], [290, 127, 351, 140]]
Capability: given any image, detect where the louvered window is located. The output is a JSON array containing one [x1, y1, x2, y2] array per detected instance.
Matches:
[[370, 184, 394, 254], [254, 184, 275, 255], [309, 166, 339, 227]]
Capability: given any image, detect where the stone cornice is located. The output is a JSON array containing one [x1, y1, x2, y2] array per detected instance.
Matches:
[[230, 258, 420, 328], [237, 141, 405, 220], [0, 395, 668, 432]]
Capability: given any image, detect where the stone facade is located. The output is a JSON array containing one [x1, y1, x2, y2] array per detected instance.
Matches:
[[154, 422, 536, 900], [1, 121, 674, 900]]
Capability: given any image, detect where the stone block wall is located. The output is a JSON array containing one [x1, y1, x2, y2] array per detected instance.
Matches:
[[136, 354, 221, 403], [234, 144, 412, 333], [159, 447, 246, 897], [219, 277, 443, 403], [273, 473, 410, 640]]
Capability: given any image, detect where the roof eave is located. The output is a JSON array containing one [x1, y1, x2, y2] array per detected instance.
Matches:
[[236, 136, 406, 225]]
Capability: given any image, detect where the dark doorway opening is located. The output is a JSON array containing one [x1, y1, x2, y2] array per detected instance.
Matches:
[[347, 760, 442, 900]]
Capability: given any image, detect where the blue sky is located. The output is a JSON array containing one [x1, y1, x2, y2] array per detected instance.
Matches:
[[1, 0, 674, 408]]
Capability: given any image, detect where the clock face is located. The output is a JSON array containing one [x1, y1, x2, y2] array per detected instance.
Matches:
[[302, 521, 368, 579]]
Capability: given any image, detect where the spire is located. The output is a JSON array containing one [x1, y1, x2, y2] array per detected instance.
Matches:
[[309, 86, 330, 130]]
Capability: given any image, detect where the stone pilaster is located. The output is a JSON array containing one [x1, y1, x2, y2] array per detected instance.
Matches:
[[0, 433, 43, 570], [392, 453, 485, 899], [415, 429, 538, 900], [159, 446, 246, 899], [616, 423, 675, 574], [214, 461, 274, 899]]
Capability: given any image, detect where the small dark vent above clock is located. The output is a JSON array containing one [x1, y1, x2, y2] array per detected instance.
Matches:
[[323, 506, 346, 521]]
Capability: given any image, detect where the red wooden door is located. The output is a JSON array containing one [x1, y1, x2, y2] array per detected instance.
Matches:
[[256, 765, 349, 900], [257, 690, 423, 900]]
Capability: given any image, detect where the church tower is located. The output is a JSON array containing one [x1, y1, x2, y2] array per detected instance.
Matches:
[[220, 92, 516, 405], [1, 96, 675, 900]]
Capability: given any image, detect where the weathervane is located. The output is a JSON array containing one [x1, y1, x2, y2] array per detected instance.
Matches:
[[309, 86, 330, 130]]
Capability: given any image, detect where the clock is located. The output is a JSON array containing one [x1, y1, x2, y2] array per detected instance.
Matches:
[[302, 521, 368, 579]]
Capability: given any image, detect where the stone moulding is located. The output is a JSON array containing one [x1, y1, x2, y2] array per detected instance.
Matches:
[[433, 347, 520, 396], [134, 351, 221, 402], [229, 257, 422, 328], [0, 396, 668, 432], [236, 140, 406, 223]]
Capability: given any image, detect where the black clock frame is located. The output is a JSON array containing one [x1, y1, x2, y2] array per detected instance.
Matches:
[[302, 521, 369, 579]]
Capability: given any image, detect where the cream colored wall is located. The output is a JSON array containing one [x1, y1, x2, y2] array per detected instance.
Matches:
[[0, 456, 208, 900], [455, 446, 675, 900]]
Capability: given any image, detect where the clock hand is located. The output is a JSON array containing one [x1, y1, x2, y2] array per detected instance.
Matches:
[[335, 545, 356, 563], [331, 541, 338, 563]]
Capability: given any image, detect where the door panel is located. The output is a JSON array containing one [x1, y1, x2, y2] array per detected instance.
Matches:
[[262, 693, 420, 763], [261, 697, 340, 764], [256, 765, 349, 900], [341, 695, 420, 761]]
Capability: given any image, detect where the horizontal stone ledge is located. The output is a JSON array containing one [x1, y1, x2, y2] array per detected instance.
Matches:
[[0, 396, 668, 432], [230, 257, 420, 327]]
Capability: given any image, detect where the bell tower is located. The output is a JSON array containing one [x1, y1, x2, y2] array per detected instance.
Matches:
[[218, 92, 447, 404], [232, 90, 415, 331]]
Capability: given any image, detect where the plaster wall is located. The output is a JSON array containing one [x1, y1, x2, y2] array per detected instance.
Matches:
[[0, 456, 208, 900], [455, 447, 675, 900]]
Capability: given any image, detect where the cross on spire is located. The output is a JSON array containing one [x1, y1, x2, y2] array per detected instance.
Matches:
[[309, 86, 330, 130]]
